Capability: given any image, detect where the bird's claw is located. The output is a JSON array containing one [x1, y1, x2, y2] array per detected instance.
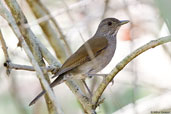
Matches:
[[111, 79, 114, 85]]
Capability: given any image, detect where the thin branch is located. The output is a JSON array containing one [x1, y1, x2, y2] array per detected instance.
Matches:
[[162, 44, 171, 61], [92, 35, 171, 107], [4, 62, 55, 72], [0, 29, 11, 75], [0, 29, 10, 61], [101, 0, 110, 19]]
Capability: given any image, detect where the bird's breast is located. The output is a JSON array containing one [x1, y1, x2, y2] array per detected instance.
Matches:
[[93, 38, 117, 72]]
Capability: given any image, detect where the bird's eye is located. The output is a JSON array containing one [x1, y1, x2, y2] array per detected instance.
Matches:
[[107, 21, 112, 26]]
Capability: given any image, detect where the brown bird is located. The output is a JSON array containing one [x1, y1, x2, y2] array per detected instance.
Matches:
[[29, 18, 129, 106]]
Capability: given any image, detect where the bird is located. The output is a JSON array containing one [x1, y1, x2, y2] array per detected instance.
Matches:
[[29, 17, 129, 106]]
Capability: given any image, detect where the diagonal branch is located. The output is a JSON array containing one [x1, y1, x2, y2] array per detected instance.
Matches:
[[0, 29, 10, 61], [0, 29, 11, 75]]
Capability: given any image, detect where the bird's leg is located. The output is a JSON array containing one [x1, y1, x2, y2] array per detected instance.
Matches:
[[88, 74, 107, 82], [87, 73, 107, 79], [82, 80, 92, 98], [88, 73, 114, 85]]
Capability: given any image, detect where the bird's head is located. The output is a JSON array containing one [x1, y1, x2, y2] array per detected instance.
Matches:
[[96, 18, 129, 37]]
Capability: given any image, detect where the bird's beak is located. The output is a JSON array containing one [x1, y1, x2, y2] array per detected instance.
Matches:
[[119, 20, 129, 25]]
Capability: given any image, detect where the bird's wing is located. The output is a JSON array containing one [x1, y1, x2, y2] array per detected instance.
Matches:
[[53, 37, 108, 78]]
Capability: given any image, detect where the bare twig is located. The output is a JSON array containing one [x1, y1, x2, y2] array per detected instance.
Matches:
[[4, 62, 55, 72], [101, 0, 110, 19], [162, 44, 171, 61], [0, 29, 11, 75], [0, 29, 10, 61]]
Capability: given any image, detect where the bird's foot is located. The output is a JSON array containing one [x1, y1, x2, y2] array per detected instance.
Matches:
[[98, 74, 114, 85], [82, 80, 92, 98], [111, 79, 114, 85], [87, 73, 108, 78]]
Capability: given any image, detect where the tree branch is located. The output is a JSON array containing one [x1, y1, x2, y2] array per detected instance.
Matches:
[[3, 62, 55, 72], [0, 29, 11, 75]]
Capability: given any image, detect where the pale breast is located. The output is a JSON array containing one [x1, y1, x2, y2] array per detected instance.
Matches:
[[89, 37, 116, 73]]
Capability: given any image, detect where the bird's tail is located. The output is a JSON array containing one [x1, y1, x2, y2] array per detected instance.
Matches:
[[29, 75, 65, 106]]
